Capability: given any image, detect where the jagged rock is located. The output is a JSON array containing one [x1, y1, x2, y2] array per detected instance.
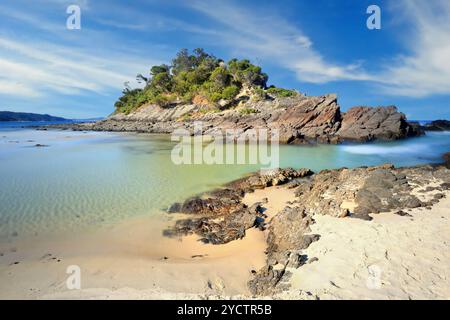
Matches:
[[248, 265, 286, 296], [164, 168, 311, 244], [168, 197, 242, 216], [247, 162, 449, 294], [337, 106, 419, 142], [164, 159, 450, 295], [266, 206, 319, 264], [43, 95, 421, 144], [422, 120, 450, 131]]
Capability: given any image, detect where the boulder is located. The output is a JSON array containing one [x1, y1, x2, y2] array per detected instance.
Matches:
[[337, 106, 420, 142]]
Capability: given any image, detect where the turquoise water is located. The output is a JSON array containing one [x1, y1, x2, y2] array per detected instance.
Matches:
[[1, 124, 449, 238]]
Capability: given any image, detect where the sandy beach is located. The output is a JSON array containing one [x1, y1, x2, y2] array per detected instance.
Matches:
[[0, 213, 265, 299], [283, 191, 450, 300], [242, 184, 450, 300], [1, 182, 449, 300]]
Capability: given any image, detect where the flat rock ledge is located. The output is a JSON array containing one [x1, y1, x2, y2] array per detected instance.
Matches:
[[44, 94, 422, 144], [165, 156, 450, 296]]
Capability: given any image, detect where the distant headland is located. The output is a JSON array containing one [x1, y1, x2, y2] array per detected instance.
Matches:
[[0, 111, 68, 122]]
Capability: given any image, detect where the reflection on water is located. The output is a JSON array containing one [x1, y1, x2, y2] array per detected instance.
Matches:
[[0, 127, 449, 238]]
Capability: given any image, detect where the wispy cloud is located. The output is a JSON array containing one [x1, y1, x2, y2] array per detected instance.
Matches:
[[0, 0, 448, 118], [93, 3, 219, 35], [0, 0, 166, 101], [0, 35, 157, 97], [0, 79, 41, 98], [187, 0, 450, 98], [377, 0, 450, 97], [186, 0, 373, 84]]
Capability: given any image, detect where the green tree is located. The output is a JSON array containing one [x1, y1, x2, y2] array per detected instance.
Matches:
[[209, 66, 231, 90], [222, 85, 239, 100], [150, 71, 172, 93], [150, 64, 170, 76], [171, 49, 195, 75], [228, 59, 268, 88], [114, 48, 296, 113]]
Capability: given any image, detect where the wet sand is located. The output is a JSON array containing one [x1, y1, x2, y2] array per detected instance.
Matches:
[[1, 185, 449, 300], [0, 187, 296, 299], [0, 215, 265, 299]]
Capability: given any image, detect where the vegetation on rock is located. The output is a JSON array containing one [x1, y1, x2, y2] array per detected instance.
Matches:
[[114, 48, 298, 114]]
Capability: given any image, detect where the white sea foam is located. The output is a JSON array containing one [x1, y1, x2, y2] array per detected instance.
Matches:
[[340, 143, 430, 155], [427, 131, 450, 136]]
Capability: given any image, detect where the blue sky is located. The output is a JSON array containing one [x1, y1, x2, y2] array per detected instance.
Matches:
[[0, 0, 449, 119]]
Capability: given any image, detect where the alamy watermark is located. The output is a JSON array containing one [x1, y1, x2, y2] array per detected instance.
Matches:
[[66, 265, 81, 290], [66, 5, 81, 30], [366, 264, 382, 289], [64, 4, 380, 31], [366, 5, 381, 30], [171, 122, 280, 171]]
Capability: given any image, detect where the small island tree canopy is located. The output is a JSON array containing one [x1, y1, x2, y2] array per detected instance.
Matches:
[[114, 48, 297, 114]]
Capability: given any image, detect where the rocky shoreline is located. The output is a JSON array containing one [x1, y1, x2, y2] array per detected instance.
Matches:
[[164, 153, 450, 295], [43, 94, 423, 144], [419, 120, 450, 131]]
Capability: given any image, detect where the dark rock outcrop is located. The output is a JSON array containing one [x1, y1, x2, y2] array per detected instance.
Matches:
[[266, 206, 320, 264], [443, 152, 450, 169], [337, 106, 419, 141], [248, 162, 450, 295], [44, 95, 421, 144], [164, 168, 313, 244], [163, 159, 450, 295], [421, 120, 450, 131], [251, 164, 449, 294]]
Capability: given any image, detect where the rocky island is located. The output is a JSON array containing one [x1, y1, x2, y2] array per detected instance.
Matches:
[[48, 49, 422, 144]]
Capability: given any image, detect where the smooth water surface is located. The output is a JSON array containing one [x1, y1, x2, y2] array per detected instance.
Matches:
[[1, 123, 449, 238]]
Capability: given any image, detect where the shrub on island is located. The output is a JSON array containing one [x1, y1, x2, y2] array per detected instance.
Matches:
[[114, 48, 296, 114]]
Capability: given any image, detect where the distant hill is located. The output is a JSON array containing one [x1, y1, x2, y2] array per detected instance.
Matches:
[[0, 111, 68, 122]]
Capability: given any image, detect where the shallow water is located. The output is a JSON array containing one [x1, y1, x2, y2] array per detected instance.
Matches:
[[0, 124, 449, 239]]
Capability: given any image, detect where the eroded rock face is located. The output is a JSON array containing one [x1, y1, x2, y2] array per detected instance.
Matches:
[[266, 206, 320, 263], [164, 203, 261, 244], [247, 162, 450, 295], [164, 158, 450, 295], [337, 106, 419, 142], [45, 95, 421, 144], [164, 168, 313, 244]]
